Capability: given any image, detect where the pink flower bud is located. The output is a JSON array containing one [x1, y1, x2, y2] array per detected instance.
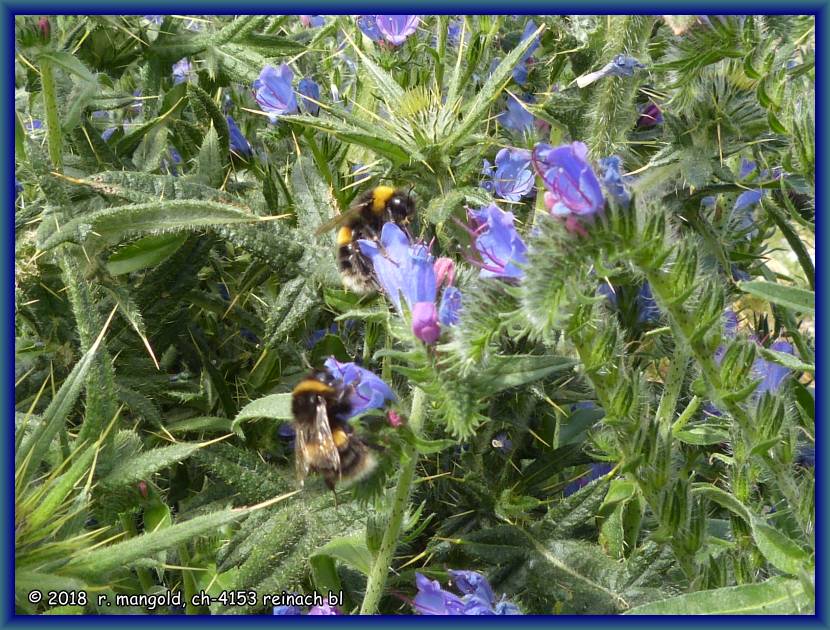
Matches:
[[387, 410, 404, 428], [433, 257, 456, 288], [137, 480, 149, 499], [38, 17, 50, 42], [412, 301, 440, 344]]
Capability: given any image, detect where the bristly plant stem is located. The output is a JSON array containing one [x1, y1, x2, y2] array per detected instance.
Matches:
[[360, 386, 425, 615], [39, 56, 63, 172]]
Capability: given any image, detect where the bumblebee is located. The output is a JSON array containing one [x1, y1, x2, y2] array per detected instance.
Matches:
[[315, 186, 416, 294], [291, 368, 375, 490]]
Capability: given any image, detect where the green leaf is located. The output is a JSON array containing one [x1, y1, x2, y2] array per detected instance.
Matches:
[[477, 354, 576, 393], [26, 445, 97, 531], [106, 233, 188, 276], [166, 416, 233, 435], [37, 51, 96, 84], [757, 345, 814, 375], [597, 479, 637, 519], [39, 199, 261, 250], [312, 534, 374, 576], [625, 577, 811, 614], [197, 126, 224, 187], [738, 280, 814, 314], [231, 393, 292, 434], [188, 83, 230, 157], [749, 515, 812, 576], [692, 483, 752, 523], [674, 426, 731, 445], [101, 442, 206, 488], [132, 124, 169, 173], [64, 507, 251, 577]]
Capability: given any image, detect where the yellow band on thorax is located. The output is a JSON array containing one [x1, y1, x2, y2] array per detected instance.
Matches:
[[292, 379, 335, 395], [371, 186, 395, 213], [337, 226, 353, 245]]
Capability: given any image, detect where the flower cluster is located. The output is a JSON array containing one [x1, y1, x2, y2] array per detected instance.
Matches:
[[358, 224, 461, 345], [253, 65, 322, 122], [358, 15, 420, 46], [323, 357, 396, 417], [414, 571, 521, 615]]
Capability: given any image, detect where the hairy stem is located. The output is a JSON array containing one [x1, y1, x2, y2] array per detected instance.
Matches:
[[360, 387, 425, 615]]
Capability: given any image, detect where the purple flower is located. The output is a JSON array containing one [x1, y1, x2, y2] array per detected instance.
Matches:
[[375, 15, 420, 46], [127, 89, 143, 117], [564, 463, 613, 496], [438, 286, 462, 327], [253, 64, 298, 122], [172, 57, 194, 85], [300, 15, 325, 28], [323, 357, 396, 417], [533, 142, 604, 221], [637, 101, 663, 128], [753, 340, 795, 396], [413, 571, 521, 616], [499, 94, 535, 133], [101, 127, 118, 141], [412, 302, 441, 344], [144, 15, 163, 25], [492, 148, 534, 201], [350, 163, 371, 185], [434, 257, 456, 288], [162, 148, 182, 176], [357, 16, 382, 42], [308, 602, 340, 615], [15, 177, 23, 198], [447, 18, 467, 46], [24, 119, 43, 132], [597, 155, 630, 208], [273, 605, 302, 615], [226, 115, 251, 157], [465, 204, 528, 280], [298, 77, 321, 116], [636, 283, 660, 324]]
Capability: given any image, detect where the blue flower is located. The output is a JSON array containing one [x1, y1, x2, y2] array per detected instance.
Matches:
[[499, 94, 535, 133], [162, 148, 182, 176], [253, 64, 298, 122], [576, 54, 646, 88], [447, 18, 467, 46], [466, 204, 528, 280], [512, 20, 540, 85], [564, 463, 613, 496], [226, 116, 251, 157], [358, 224, 460, 344], [358, 223, 434, 313], [597, 155, 630, 208], [24, 119, 43, 132], [413, 571, 521, 615], [357, 16, 382, 42], [273, 605, 302, 615], [172, 57, 194, 85], [323, 357, 396, 418], [491, 432, 513, 454], [636, 283, 660, 324], [438, 286, 462, 327], [533, 142, 604, 219], [298, 77, 321, 116], [300, 15, 325, 28], [375, 15, 420, 46], [492, 148, 534, 202], [753, 340, 795, 396], [144, 15, 163, 25], [15, 177, 23, 198]]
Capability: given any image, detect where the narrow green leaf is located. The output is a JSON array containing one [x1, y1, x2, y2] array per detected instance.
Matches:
[[749, 515, 812, 576], [625, 577, 810, 614], [101, 442, 206, 488], [738, 280, 814, 314], [27, 444, 96, 530], [39, 199, 261, 250], [692, 483, 752, 523], [674, 426, 731, 446], [477, 354, 576, 393], [757, 345, 814, 375], [231, 393, 292, 434], [106, 233, 188, 276], [37, 51, 96, 84]]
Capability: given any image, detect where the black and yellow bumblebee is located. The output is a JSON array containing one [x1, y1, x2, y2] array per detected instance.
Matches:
[[291, 368, 375, 490], [315, 185, 416, 294]]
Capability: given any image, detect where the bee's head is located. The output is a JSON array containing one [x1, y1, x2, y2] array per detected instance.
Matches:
[[386, 190, 416, 224]]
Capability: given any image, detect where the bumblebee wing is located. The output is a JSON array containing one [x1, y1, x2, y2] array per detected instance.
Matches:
[[295, 399, 341, 484], [314, 200, 368, 236]]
